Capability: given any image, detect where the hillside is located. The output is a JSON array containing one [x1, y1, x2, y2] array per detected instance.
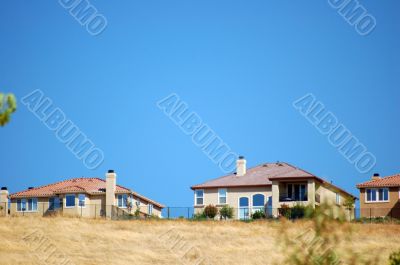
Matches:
[[0, 218, 399, 265]]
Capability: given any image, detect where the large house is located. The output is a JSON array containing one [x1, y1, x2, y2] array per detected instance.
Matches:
[[356, 173, 400, 219], [0, 170, 164, 218], [191, 157, 356, 219]]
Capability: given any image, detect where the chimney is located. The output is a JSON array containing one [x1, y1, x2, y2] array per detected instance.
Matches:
[[372, 173, 381, 181], [236, 156, 247, 176], [0, 187, 9, 216], [106, 170, 117, 218]]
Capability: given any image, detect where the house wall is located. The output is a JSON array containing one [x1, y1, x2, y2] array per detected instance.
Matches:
[[272, 180, 315, 217], [10, 197, 50, 217], [193, 186, 271, 219], [359, 187, 400, 218], [9, 193, 163, 218], [316, 183, 355, 220], [0, 190, 9, 216], [192, 180, 355, 220], [133, 196, 162, 217], [10, 194, 107, 218]]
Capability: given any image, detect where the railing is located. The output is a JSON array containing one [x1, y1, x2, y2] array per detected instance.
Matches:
[[1, 202, 400, 223], [0, 202, 156, 219], [279, 193, 308, 202]]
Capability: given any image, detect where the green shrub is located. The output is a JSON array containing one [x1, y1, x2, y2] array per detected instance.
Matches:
[[290, 204, 306, 219], [389, 250, 400, 265], [279, 204, 291, 219], [204, 205, 218, 219], [251, 210, 266, 220], [219, 205, 234, 220], [193, 211, 207, 220]]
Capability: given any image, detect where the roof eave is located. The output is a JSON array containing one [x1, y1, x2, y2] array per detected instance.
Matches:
[[191, 184, 272, 190]]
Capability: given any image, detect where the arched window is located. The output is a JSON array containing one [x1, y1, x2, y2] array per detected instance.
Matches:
[[252, 194, 265, 207], [252, 194, 265, 214], [239, 197, 249, 220]]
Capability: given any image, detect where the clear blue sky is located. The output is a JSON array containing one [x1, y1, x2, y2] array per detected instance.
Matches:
[[1, 1, 399, 207]]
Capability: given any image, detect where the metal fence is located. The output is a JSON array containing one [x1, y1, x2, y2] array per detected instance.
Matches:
[[1, 202, 400, 222], [0, 202, 157, 219]]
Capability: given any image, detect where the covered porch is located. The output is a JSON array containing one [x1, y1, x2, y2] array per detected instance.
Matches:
[[271, 179, 317, 217]]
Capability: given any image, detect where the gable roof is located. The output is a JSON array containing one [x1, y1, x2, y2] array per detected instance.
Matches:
[[9, 177, 164, 208], [356, 174, 400, 188], [191, 162, 357, 199]]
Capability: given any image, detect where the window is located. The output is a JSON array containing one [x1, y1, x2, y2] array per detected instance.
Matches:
[[239, 197, 249, 219], [136, 198, 141, 206], [253, 194, 265, 207], [252, 194, 265, 214], [78, 194, 86, 207], [287, 184, 307, 201], [65, 194, 76, 207], [287, 184, 293, 198], [118, 194, 128, 208], [49, 197, 60, 211], [148, 204, 153, 215], [17, 199, 26, 212], [218, 189, 227, 204], [28, 198, 38, 211], [336, 193, 341, 205], [366, 188, 389, 202], [195, 190, 204, 205], [17, 198, 37, 212]]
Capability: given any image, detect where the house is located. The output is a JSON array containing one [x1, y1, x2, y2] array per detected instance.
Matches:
[[356, 173, 400, 219], [2, 170, 164, 218], [191, 157, 356, 219]]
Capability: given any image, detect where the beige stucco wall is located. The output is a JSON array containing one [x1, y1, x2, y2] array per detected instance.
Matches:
[[10, 194, 107, 218], [316, 183, 355, 220], [359, 187, 400, 218], [193, 180, 355, 220], [193, 186, 271, 219], [10, 197, 50, 217], [8, 193, 163, 218], [0, 190, 9, 216], [132, 196, 162, 217]]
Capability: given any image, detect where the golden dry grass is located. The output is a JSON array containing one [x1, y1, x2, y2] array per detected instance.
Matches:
[[0, 217, 399, 265]]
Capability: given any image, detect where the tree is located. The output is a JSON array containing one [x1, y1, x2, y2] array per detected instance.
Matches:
[[0, 93, 17, 126]]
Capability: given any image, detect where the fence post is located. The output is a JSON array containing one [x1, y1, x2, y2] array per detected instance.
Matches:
[[167, 207, 170, 219], [187, 207, 190, 219], [369, 208, 372, 223]]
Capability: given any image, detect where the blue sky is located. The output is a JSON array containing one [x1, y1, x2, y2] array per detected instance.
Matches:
[[1, 1, 399, 207]]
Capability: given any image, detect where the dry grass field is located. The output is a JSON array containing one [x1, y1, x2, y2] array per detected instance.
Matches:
[[0, 217, 400, 265]]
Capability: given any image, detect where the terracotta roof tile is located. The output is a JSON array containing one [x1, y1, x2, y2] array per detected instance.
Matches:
[[356, 174, 400, 188], [9, 177, 164, 208], [9, 178, 130, 198]]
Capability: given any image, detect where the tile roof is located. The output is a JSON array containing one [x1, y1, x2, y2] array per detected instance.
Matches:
[[191, 162, 357, 198], [356, 174, 400, 188], [9, 177, 164, 208]]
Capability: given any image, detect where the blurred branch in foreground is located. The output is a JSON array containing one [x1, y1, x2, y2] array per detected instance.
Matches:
[[0, 93, 17, 126]]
